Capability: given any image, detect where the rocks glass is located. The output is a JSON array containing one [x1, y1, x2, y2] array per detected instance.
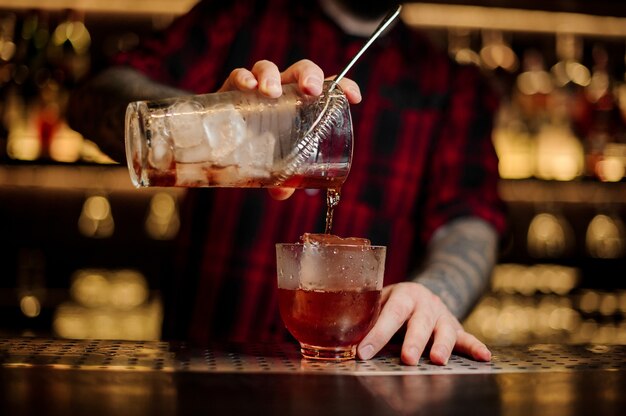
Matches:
[[276, 241, 386, 361]]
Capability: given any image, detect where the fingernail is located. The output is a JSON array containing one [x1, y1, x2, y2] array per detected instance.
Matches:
[[479, 346, 492, 361], [431, 346, 449, 365], [304, 76, 323, 95], [243, 75, 257, 89], [359, 344, 375, 360], [263, 78, 281, 95], [347, 86, 362, 101]]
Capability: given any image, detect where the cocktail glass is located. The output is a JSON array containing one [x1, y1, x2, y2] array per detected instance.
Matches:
[[276, 241, 386, 361]]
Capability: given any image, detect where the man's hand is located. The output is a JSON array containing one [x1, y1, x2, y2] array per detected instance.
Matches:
[[357, 282, 491, 365], [219, 59, 362, 201], [219, 59, 362, 103]]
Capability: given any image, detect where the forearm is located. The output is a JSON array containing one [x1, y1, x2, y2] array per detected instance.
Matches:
[[414, 217, 498, 320], [66, 66, 187, 162]]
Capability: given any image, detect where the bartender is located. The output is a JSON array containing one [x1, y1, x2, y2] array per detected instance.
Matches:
[[67, 0, 506, 365]]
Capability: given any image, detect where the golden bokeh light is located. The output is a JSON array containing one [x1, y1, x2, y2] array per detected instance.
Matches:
[[78, 194, 115, 238], [20, 295, 41, 318], [586, 214, 625, 259], [145, 192, 180, 240], [53, 269, 161, 341], [527, 213, 574, 258]]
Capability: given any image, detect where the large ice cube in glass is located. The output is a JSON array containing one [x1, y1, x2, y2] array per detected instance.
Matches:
[[175, 162, 208, 186], [228, 130, 276, 177], [203, 103, 246, 162], [148, 136, 173, 170], [167, 100, 206, 149], [299, 234, 381, 291]]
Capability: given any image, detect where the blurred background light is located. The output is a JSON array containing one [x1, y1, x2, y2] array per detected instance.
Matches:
[[54, 268, 161, 341], [586, 214, 625, 259], [19, 295, 41, 318], [527, 212, 574, 258], [145, 192, 180, 240], [78, 194, 114, 238]]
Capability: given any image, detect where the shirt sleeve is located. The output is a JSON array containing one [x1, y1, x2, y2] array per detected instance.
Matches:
[[420, 63, 507, 244]]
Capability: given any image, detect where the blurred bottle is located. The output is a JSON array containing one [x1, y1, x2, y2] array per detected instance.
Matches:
[[43, 9, 91, 163], [581, 45, 622, 180], [447, 28, 480, 67], [0, 12, 16, 161], [492, 101, 535, 179], [5, 9, 90, 163], [618, 42, 626, 130], [513, 49, 585, 181], [514, 49, 552, 134], [479, 30, 518, 73], [533, 104, 585, 181], [501, 50, 551, 181], [531, 34, 586, 182], [6, 9, 51, 161], [48, 9, 91, 88], [550, 33, 591, 142], [14, 10, 50, 103]]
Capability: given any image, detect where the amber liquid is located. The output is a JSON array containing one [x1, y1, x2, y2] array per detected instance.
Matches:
[[139, 157, 348, 189], [278, 288, 381, 348], [325, 187, 341, 234]]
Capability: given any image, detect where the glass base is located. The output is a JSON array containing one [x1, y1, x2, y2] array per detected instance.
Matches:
[[300, 344, 356, 361]]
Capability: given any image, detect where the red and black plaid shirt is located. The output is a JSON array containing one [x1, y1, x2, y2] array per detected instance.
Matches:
[[115, 0, 507, 344]]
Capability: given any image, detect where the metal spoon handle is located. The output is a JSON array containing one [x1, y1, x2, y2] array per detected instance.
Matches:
[[330, 4, 403, 91]]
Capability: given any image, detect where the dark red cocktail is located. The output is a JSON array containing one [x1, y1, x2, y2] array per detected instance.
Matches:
[[276, 237, 386, 360]]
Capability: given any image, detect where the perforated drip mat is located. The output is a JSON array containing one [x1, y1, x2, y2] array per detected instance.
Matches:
[[1, 338, 624, 375]]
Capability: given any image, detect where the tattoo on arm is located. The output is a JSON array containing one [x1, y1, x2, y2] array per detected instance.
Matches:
[[66, 66, 187, 163], [414, 217, 498, 319]]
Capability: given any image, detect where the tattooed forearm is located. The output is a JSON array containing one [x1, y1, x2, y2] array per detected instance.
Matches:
[[66, 66, 187, 162], [414, 217, 498, 320]]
